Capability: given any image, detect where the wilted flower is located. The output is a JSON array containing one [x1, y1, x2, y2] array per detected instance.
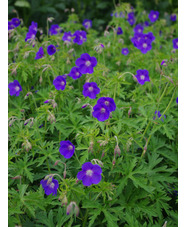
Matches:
[[148, 10, 159, 23], [40, 175, 59, 196], [47, 44, 56, 55], [8, 80, 22, 96], [35, 47, 44, 60], [82, 82, 100, 99], [69, 67, 82, 80], [121, 48, 129, 55], [59, 141, 75, 159], [135, 69, 150, 85], [75, 53, 97, 74], [83, 19, 92, 29], [77, 162, 102, 186]]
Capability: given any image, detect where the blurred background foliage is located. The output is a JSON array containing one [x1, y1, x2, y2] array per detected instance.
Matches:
[[8, 0, 178, 33]]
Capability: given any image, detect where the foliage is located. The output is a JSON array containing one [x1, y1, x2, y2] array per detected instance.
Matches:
[[8, 2, 178, 226]]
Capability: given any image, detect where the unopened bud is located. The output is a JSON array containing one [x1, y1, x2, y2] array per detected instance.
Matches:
[[54, 160, 60, 166], [114, 145, 121, 156], [61, 195, 68, 206], [128, 106, 132, 117], [47, 17, 54, 23], [12, 175, 21, 180], [112, 158, 116, 165], [63, 170, 66, 179]]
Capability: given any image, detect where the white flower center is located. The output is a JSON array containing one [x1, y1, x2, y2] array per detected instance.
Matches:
[[68, 145, 73, 150], [61, 81, 65, 86], [88, 87, 93, 92], [86, 169, 93, 176], [138, 29, 142, 33], [101, 108, 106, 113], [15, 86, 20, 91], [85, 22, 90, 28], [143, 43, 147, 48], [85, 61, 91, 66], [80, 35, 83, 40], [49, 183, 55, 189], [176, 42, 178, 46], [76, 72, 79, 76], [104, 101, 109, 106], [140, 75, 145, 80], [67, 36, 71, 40], [153, 15, 156, 19]]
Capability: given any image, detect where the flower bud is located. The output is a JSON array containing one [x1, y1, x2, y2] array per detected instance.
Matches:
[[112, 158, 116, 165], [128, 106, 132, 117], [63, 170, 67, 179], [61, 195, 68, 206], [114, 145, 121, 156], [54, 160, 60, 166], [12, 175, 21, 180]]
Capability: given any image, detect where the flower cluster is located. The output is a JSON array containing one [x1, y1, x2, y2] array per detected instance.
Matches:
[[92, 97, 116, 121], [77, 162, 102, 186], [111, 12, 125, 18], [131, 29, 155, 54], [127, 12, 135, 26], [135, 69, 150, 85], [8, 18, 21, 30], [40, 175, 59, 196], [25, 21, 38, 42], [49, 24, 62, 35]]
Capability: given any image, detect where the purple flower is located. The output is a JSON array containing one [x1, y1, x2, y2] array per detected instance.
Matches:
[[117, 27, 123, 35], [138, 39, 152, 54], [39, 124, 44, 128], [8, 80, 22, 96], [35, 47, 44, 60], [29, 22, 38, 34], [53, 76, 66, 90], [59, 140, 75, 159], [73, 30, 87, 45], [153, 111, 166, 122], [133, 24, 144, 34], [148, 10, 159, 23], [40, 176, 59, 196], [144, 32, 155, 42], [77, 162, 102, 186], [176, 97, 178, 104], [25, 32, 36, 42], [69, 67, 82, 80], [135, 69, 150, 85], [44, 100, 49, 103], [8, 21, 15, 30], [127, 12, 135, 25], [82, 82, 100, 99], [47, 44, 56, 55], [170, 14, 176, 21], [62, 31, 73, 42], [97, 97, 116, 112], [83, 19, 92, 29], [172, 38, 178, 49], [75, 53, 97, 74], [144, 21, 149, 27], [49, 24, 62, 35], [92, 103, 110, 121], [161, 60, 167, 66], [121, 48, 129, 55], [11, 18, 20, 28]]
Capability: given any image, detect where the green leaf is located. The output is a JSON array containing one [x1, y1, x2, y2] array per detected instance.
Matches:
[[15, 0, 30, 8]]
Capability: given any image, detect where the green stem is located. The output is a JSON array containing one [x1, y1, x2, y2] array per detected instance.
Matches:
[[74, 151, 81, 165], [140, 121, 151, 141], [83, 209, 89, 227], [158, 82, 169, 104], [47, 159, 51, 172]]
